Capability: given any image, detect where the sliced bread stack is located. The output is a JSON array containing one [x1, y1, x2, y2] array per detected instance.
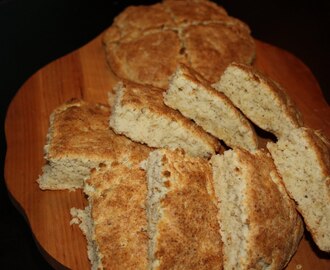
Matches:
[[144, 148, 304, 270], [109, 80, 222, 158], [164, 63, 259, 151], [211, 63, 330, 253]]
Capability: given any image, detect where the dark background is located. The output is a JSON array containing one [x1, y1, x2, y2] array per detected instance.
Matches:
[[0, 0, 329, 269]]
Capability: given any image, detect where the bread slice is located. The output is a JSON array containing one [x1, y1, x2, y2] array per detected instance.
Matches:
[[144, 149, 223, 270], [38, 99, 150, 190], [71, 161, 149, 270], [267, 127, 330, 252], [109, 81, 221, 158], [164, 63, 258, 150], [212, 62, 303, 138], [211, 148, 303, 269]]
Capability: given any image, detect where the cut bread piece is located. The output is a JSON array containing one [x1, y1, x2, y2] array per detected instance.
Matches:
[[212, 62, 303, 138], [38, 99, 150, 190], [109, 81, 222, 158], [71, 162, 149, 270], [145, 149, 223, 270], [164, 63, 258, 150], [267, 127, 330, 252], [211, 148, 303, 270]]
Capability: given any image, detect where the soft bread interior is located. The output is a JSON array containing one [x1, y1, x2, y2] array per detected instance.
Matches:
[[211, 149, 304, 269], [267, 128, 330, 251], [212, 64, 299, 138], [110, 82, 217, 158], [165, 66, 258, 151], [211, 153, 249, 269], [38, 158, 99, 190], [145, 150, 166, 269]]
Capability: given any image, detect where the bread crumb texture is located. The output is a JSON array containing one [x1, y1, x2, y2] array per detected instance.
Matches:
[[267, 127, 330, 252], [145, 149, 223, 270], [109, 80, 221, 158], [212, 62, 303, 138], [103, 0, 255, 88], [211, 148, 303, 270], [164, 63, 259, 151]]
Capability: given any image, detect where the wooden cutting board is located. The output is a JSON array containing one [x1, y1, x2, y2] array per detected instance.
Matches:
[[4, 33, 330, 270]]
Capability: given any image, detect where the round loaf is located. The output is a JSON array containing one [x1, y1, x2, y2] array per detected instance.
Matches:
[[103, 0, 255, 89]]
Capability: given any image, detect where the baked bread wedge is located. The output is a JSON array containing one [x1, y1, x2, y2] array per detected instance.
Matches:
[[212, 62, 303, 138], [144, 149, 223, 270], [71, 161, 149, 270], [267, 127, 330, 252], [103, 0, 255, 89], [38, 99, 150, 190], [164, 63, 258, 150], [109, 81, 221, 158], [211, 148, 303, 269]]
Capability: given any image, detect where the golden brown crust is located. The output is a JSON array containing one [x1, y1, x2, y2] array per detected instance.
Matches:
[[118, 80, 221, 153], [163, 0, 228, 23], [183, 23, 255, 83], [47, 99, 150, 163], [105, 30, 184, 89], [87, 163, 149, 269], [103, 4, 175, 43], [148, 149, 223, 269], [103, 0, 255, 89]]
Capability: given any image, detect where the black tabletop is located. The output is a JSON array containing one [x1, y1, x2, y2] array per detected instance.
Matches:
[[1, 0, 329, 269]]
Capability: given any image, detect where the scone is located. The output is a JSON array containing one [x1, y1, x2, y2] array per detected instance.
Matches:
[[212, 62, 303, 138], [109, 81, 221, 158], [103, 0, 255, 89], [71, 161, 149, 270], [38, 99, 150, 190], [267, 127, 330, 252], [211, 148, 303, 270], [144, 149, 223, 270], [164, 63, 258, 150]]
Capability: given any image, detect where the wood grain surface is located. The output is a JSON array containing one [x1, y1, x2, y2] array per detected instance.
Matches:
[[4, 33, 330, 270]]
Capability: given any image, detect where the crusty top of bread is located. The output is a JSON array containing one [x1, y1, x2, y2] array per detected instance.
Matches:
[[85, 162, 149, 269], [103, 0, 255, 88], [111, 80, 221, 155], [46, 98, 150, 163], [146, 149, 223, 269]]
